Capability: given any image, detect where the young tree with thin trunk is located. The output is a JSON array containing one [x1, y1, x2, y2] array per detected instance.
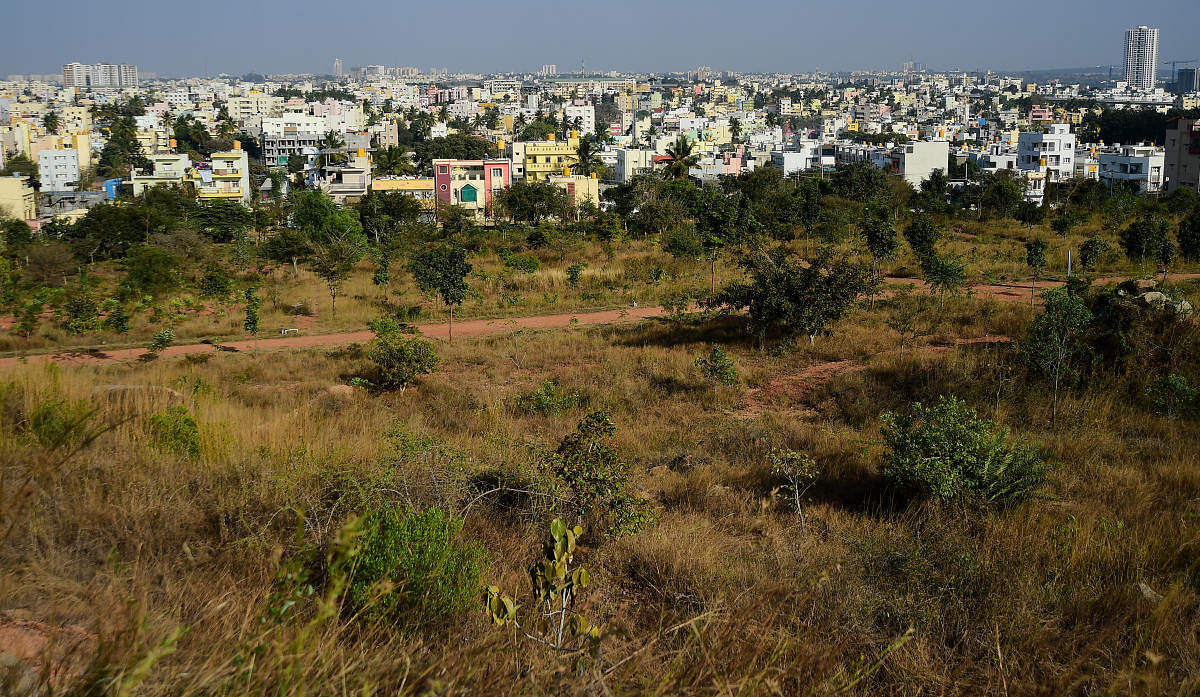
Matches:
[[1024, 239, 1048, 305], [407, 243, 472, 343], [1020, 287, 1091, 426]]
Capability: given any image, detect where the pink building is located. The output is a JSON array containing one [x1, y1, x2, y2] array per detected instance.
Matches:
[[433, 158, 512, 219]]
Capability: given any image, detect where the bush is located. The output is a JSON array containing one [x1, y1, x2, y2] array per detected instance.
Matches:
[[29, 398, 96, 449], [148, 327, 175, 355], [148, 405, 201, 456], [695, 345, 738, 385], [123, 245, 182, 293], [566, 263, 586, 286], [504, 252, 541, 274], [338, 506, 486, 625], [881, 396, 1048, 505], [368, 332, 439, 390], [516, 379, 582, 415], [1146, 374, 1197, 419]]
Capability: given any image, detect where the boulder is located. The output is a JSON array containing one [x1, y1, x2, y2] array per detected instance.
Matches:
[[1133, 279, 1158, 293], [1137, 291, 1168, 306], [0, 616, 97, 693], [1168, 300, 1194, 318], [324, 385, 357, 400]]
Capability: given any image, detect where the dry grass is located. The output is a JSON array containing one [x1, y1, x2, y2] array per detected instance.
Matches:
[[2, 275, 1200, 696]]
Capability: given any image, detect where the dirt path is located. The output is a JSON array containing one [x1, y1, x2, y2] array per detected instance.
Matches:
[[738, 335, 1012, 418], [0, 305, 668, 370]]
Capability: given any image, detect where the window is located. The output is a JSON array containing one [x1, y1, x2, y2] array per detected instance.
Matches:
[[491, 168, 503, 178], [438, 165, 448, 174]]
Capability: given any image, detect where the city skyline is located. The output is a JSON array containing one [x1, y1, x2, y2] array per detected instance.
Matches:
[[2, 0, 1198, 78]]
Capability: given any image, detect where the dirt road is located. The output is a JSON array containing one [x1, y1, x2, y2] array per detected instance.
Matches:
[[0, 306, 669, 370]]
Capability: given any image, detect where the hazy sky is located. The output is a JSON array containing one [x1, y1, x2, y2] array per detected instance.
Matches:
[[3, 0, 1198, 77]]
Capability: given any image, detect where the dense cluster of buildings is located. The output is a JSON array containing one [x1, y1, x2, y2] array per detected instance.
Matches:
[[1, 26, 1198, 225]]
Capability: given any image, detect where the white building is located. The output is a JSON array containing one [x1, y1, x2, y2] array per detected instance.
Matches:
[[1018, 124, 1076, 202], [1124, 26, 1159, 92], [130, 153, 191, 196], [1099, 144, 1165, 193], [563, 102, 596, 136], [61, 62, 138, 88], [37, 148, 81, 192], [261, 114, 328, 137]]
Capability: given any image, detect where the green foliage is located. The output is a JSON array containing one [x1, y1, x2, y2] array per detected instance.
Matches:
[[1020, 288, 1093, 422], [1025, 239, 1048, 276], [28, 398, 96, 449], [860, 202, 898, 268], [904, 214, 942, 259], [1119, 212, 1171, 266], [547, 411, 655, 537], [1050, 207, 1086, 237], [694, 345, 738, 385], [708, 246, 880, 344], [517, 380, 582, 415], [148, 327, 176, 355], [59, 286, 100, 334], [1145, 374, 1198, 419], [503, 252, 541, 274], [769, 448, 822, 531], [339, 506, 487, 626], [101, 300, 131, 334], [243, 288, 261, 334], [881, 396, 1049, 505], [1079, 235, 1111, 271], [148, 406, 201, 456], [493, 181, 570, 225], [367, 329, 440, 391], [921, 251, 967, 303], [197, 270, 233, 299], [486, 518, 600, 659], [1179, 208, 1200, 263], [566, 263, 586, 286], [123, 246, 182, 294], [407, 243, 472, 307], [15, 300, 42, 337]]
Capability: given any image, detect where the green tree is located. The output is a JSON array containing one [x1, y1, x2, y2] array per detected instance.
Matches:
[[881, 395, 1048, 504], [860, 202, 898, 275], [904, 213, 942, 260], [980, 175, 1023, 219], [1079, 234, 1112, 271], [43, 110, 60, 134], [406, 243, 472, 343], [1179, 208, 1200, 263], [661, 135, 700, 179], [492, 181, 570, 225], [708, 246, 880, 346], [1020, 287, 1092, 425], [573, 136, 603, 177], [1050, 207, 1086, 237], [1118, 211, 1170, 267], [1024, 239, 1048, 305], [1016, 200, 1046, 229], [309, 233, 367, 315], [243, 287, 261, 335], [921, 251, 967, 307], [123, 246, 182, 294], [367, 326, 440, 390]]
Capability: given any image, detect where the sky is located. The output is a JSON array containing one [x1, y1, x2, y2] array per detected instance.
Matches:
[[3, 0, 1199, 78]]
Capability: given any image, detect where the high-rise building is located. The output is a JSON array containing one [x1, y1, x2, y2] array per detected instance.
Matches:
[[333, 58, 343, 78], [1176, 68, 1199, 95], [61, 62, 138, 88], [1124, 26, 1159, 92], [539, 64, 557, 77]]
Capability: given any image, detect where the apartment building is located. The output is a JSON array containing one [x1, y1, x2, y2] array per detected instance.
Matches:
[[0, 175, 37, 221], [130, 153, 191, 196], [433, 158, 511, 219], [226, 92, 284, 121], [1017, 124, 1076, 202], [188, 144, 250, 205], [37, 147, 81, 191], [319, 149, 372, 204], [1124, 26, 1159, 92], [1098, 144, 1164, 193], [562, 102, 596, 135], [62, 62, 138, 88], [510, 132, 580, 182], [1164, 117, 1200, 193]]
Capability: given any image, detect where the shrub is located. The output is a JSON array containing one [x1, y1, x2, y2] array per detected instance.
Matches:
[[197, 270, 233, 298], [59, 288, 99, 334], [695, 345, 738, 385], [368, 332, 439, 390], [516, 380, 582, 415], [339, 506, 486, 626], [123, 245, 182, 293], [504, 252, 541, 274], [769, 448, 821, 531], [148, 327, 175, 355], [546, 410, 655, 537], [148, 406, 201, 456], [1146, 374, 1197, 419], [881, 396, 1048, 505], [566, 263, 586, 286], [29, 398, 96, 449], [101, 299, 130, 334]]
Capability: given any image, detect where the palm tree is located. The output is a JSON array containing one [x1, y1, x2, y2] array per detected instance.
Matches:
[[373, 145, 415, 176], [574, 137, 603, 177], [729, 117, 742, 144], [319, 130, 347, 167], [661, 135, 700, 179]]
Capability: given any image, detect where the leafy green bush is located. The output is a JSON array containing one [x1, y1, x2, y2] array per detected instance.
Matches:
[[149, 405, 201, 456], [29, 398, 96, 449], [546, 410, 655, 537], [695, 345, 738, 385], [881, 396, 1048, 505], [516, 380, 582, 415], [339, 506, 486, 625], [1146, 374, 1197, 419], [148, 327, 175, 355], [504, 253, 541, 274], [566, 263, 586, 286], [367, 331, 439, 390]]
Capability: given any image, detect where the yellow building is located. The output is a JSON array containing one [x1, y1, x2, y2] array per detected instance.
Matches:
[[546, 171, 599, 209], [370, 177, 437, 210], [519, 132, 580, 183], [186, 143, 251, 205], [0, 176, 37, 221]]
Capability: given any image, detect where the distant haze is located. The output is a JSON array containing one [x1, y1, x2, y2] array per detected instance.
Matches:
[[3, 0, 1198, 78]]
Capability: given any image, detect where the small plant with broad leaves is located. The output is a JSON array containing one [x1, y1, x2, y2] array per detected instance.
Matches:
[[485, 518, 601, 663], [517, 380, 582, 415], [565, 263, 586, 286], [544, 410, 654, 537], [148, 327, 176, 355], [1146, 374, 1197, 419], [695, 345, 738, 385], [149, 405, 201, 456], [769, 448, 821, 532]]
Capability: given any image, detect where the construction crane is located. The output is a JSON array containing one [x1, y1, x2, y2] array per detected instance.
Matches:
[[1162, 59, 1198, 88]]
